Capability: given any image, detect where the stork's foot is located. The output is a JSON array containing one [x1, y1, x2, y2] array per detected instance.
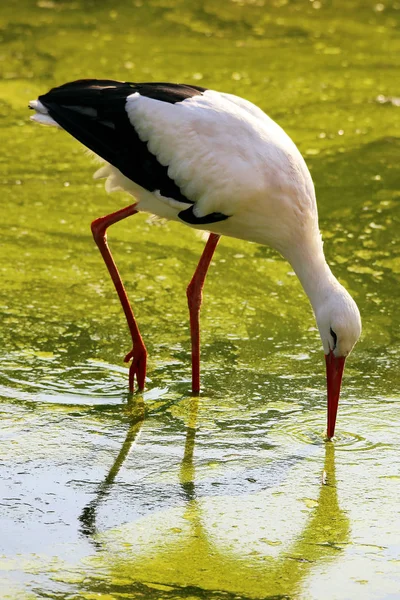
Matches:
[[124, 345, 147, 393]]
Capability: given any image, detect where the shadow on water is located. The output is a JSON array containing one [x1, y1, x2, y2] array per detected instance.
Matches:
[[76, 394, 349, 599]]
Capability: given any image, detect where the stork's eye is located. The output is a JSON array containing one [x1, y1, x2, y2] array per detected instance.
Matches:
[[330, 327, 337, 349]]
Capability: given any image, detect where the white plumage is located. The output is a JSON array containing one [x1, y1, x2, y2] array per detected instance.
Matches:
[[29, 79, 361, 437]]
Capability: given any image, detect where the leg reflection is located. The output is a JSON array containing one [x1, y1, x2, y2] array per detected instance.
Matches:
[[79, 395, 145, 539], [179, 395, 199, 502], [177, 394, 215, 556]]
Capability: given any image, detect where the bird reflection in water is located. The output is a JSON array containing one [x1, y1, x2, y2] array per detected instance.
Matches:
[[78, 396, 349, 598]]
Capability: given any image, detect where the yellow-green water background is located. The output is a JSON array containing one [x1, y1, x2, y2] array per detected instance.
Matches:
[[1, 0, 400, 598]]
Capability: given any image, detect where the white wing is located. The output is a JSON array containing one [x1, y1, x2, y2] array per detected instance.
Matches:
[[126, 90, 315, 220]]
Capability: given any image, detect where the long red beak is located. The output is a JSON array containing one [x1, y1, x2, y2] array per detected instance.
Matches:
[[325, 350, 346, 439]]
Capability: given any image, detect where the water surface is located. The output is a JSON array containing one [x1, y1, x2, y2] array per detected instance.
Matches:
[[1, 1, 400, 598]]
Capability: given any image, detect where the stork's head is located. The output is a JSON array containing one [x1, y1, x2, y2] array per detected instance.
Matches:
[[315, 284, 361, 439]]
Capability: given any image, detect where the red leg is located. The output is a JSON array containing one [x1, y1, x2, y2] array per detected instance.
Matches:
[[186, 233, 220, 393], [91, 203, 147, 393]]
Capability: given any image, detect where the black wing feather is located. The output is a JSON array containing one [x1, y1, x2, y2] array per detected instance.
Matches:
[[38, 79, 230, 224], [38, 80, 207, 204], [178, 206, 230, 225]]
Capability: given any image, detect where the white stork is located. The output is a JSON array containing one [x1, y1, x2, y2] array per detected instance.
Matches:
[[29, 79, 361, 438]]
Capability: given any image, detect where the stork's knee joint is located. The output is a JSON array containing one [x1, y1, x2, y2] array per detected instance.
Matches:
[[91, 218, 107, 242]]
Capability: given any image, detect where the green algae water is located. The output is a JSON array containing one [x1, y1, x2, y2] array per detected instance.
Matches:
[[1, 0, 400, 598]]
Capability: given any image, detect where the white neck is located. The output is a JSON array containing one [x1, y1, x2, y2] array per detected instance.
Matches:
[[283, 242, 339, 317]]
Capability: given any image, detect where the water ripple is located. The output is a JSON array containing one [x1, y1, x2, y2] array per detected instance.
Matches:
[[0, 352, 130, 405], [268, 403, 396, 453]]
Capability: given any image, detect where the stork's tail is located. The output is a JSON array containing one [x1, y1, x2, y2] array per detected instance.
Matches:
[[28, 100, 61, 127]]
